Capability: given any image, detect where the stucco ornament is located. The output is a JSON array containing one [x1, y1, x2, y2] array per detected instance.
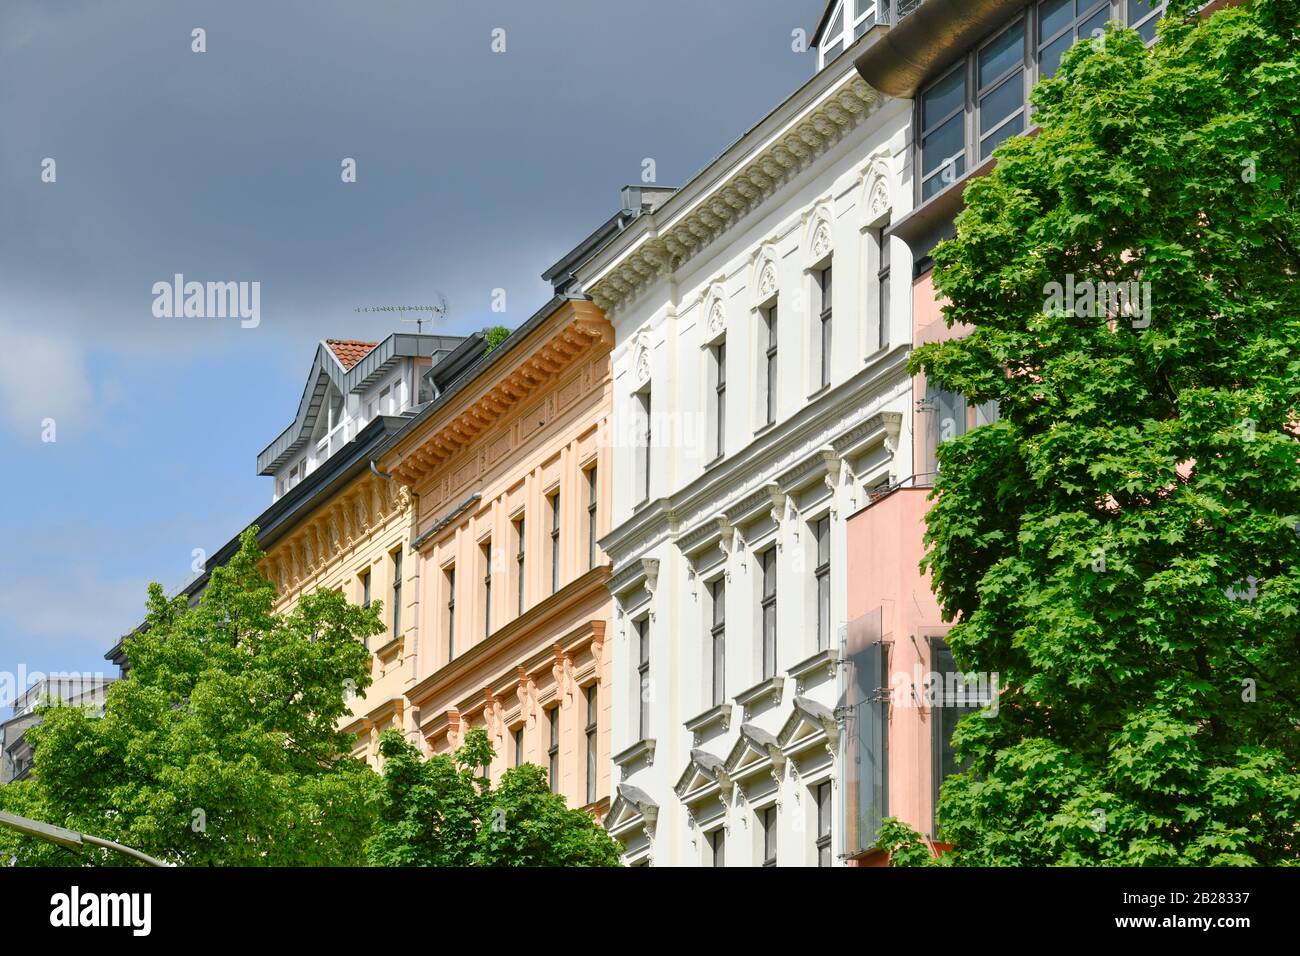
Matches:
[[758, 261, 777, 299], [633, 341, 651, 386], [707, 300, 726, 337], [867, 174, 891, 220], [811, 220, 832, 259]]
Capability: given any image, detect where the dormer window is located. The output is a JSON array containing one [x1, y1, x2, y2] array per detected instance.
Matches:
[[816, 1, 881, 71]]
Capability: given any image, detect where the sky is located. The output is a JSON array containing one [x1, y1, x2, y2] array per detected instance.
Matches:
[[0, 0, 820, 699]]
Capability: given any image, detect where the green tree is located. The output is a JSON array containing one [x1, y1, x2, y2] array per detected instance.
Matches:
[[367, 727, 622, 867], [0, 528, 384, 866], [906, 0, 1300, 865]]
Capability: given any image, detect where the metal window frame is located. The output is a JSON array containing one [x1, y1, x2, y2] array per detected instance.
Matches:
[[975, 17, 1028, 160]]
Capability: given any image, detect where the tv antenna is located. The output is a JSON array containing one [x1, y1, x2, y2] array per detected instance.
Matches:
[[353, 293, 449, 333]]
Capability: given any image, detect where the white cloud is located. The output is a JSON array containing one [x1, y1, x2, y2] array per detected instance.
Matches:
[[0, 316, 95, 441]]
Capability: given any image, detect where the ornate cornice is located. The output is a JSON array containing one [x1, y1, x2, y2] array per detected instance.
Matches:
[[586, 75, 881, 316]]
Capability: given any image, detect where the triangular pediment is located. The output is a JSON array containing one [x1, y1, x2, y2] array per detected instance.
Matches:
[[778, 695, 837, 757], [724, 723, 779, 780], [674, 748, 726, 802]]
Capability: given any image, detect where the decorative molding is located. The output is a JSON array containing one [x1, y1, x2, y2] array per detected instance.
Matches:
[[587, 75, 880, 315]]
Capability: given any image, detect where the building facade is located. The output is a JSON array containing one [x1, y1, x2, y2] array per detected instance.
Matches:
[[1, 676, 115, 784], [583, 9, 915, 865], [377, 296, 617, 815]]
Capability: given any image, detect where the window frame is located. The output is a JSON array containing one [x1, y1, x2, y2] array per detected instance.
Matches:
[[710, 577, 726, 707], [760, 805, 778, 867], [514, 514, 526, 616], [815, 517, 832, 652], [760, 548, 777, 680], [585, 683, 598, 805], [549, 491, 561, 594], [547, 705, 560, 792], [390, 548, 403, 640], [816, 781, 833, 867], [818, 264, 833, 390], [763, 304, 779, 427], [713, 340, 727, 460], [636, 617, 651, 741], [444, 564, 456, 661], [586, 465, 599, 570], [481, 539, 493, 639]]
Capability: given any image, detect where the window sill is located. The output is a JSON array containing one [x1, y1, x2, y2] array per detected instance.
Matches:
[[703, 454, 725, 471], [807, 383, 832, 401], [788, 646, 839, 694], [684, 703, 733, 745], [754, 422, 777, 438], [734, 675, 785, 718]]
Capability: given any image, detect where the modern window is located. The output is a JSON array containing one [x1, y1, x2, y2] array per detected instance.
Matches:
[[931, 638, 985, 832], [816, 781, 833, 867], [481, 539, 493, 638], [817, 265, 833, 389], [877, 231, 891, 351], [390, 549, 403, 640], [547, 706, 559, 792], [514, 515, 526, 615], [586, 465, 599, 570], [708, 827, 726, 867], [710, 578, 726, 707], [444, 564, 455, 661], [585, 684, 598, 805], [815, 517, 832, 652], [920, 63, 967, 200], [761, 548, 777, 679], [636, 617, 650, 741], [918, 1, 1170, 204], [513, 725, 524, 768], [549, 492, 561, 594], [760, 806, 778, 867], [712, 341, 727, 459], [977, 19, 1027, 162], [763, 305, 779, 426]]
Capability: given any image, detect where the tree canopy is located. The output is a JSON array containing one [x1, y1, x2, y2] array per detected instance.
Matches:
[[366, 727, 623, 867], [0, 528, 383, 866], [896, 0, 1300, 865]]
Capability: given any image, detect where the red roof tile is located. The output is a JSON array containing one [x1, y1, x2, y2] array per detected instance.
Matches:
[[325, 339, 378, 371]]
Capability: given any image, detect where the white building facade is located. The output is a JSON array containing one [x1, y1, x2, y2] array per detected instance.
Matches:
[[586, 20, 915, 866]]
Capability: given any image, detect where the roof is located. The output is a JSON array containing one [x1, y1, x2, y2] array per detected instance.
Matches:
[[325, 339, 378, 370]]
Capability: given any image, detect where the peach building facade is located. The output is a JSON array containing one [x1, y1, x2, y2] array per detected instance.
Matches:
[[378, 298, 616, 815]]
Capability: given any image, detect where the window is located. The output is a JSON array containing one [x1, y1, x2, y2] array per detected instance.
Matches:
[[815, 517, 831, 652], [1039, 0, 1111, 79], [547, 706, 559, 792], [817, 265, 833, 389], [760, 806, 778, 867], [549, 492, 561, 594], [636, 390, 652, 502], [585, 684, 598, 805], [978, 20, 1026, 162], [445, 565, 456, 661], [636, 617, 650, 740], [817, 0, 881, 70], [708, 828, 726, 868], [877, 228, 891, 350], [816, 781, 833, 867], [710, 579, 726, 707], [712, 341, 727, 459], [930, 638, 986, 832], [761, 548, 777, 679], [481, 539, 493, 638], [763, 304, 778, 426], [514, 726, 524, 768], [514, 515, 526, 615], [586, 466, 599, 569], [390, 549, 403, 640], [920, 64, 967, 200], [359, 569, 371, 649], [1128, 0, 1166, 43]]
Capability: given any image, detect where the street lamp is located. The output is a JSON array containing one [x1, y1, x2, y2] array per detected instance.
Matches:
[[0, 810, 169, 867]]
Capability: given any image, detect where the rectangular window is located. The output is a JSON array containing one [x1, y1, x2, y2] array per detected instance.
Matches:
[[359, 569, 371, 650], [713, 341, 727, 459], [1128, 0, 1166, 43], [708, 828, 726, 868], [710, 578, 726, 707], [586, 466, 599, 570], [761, 806, 778, 867], [878, 248, 891, 351], [920, 64, 967, 200], [514, 726, 524, 768], [547, 706, 559, 792], [763, 305, 778, 425], [977, 19, 1026, 161], [816, 781, 833, 867], [637, 390, 652, 502], [815, 517, 831, 652], [761, 548, 777, 680], [1039, 0, 1111, 79], [585, 684, 598, 805], [444, 565, 455, 661], [549, 492, 561, 594], [930, 638, 985, 833], [637, 617, 650, 741], [481, 540, 493, 639], [390, 549, 403, 640], [818, 265, 833, 389], [514, 515, 526, 616]]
